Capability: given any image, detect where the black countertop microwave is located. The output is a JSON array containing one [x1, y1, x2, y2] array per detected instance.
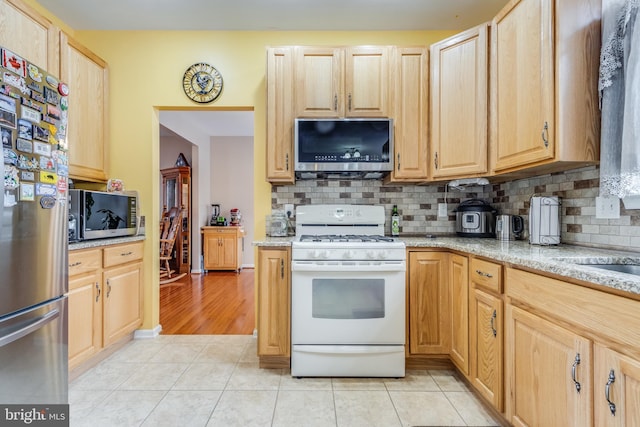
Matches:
[[294, 118, 393, 179], [68, 189, 138, 242]]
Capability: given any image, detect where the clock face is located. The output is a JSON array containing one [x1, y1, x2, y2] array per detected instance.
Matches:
[[182, 63, 223, 103]]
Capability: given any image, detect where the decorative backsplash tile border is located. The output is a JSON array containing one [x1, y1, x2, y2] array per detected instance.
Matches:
[[272, 165, 640, 251]]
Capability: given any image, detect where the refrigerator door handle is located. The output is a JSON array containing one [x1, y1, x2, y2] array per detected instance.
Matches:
[[0, 308, 60, 348]]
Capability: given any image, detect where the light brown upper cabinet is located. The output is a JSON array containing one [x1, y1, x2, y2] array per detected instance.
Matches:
[[61, 32, 110, 182], [266, 47, 295, 184], [0, 0, 59, 72], [430, 24, 489, 180], [295, 46, 390, 118], [388, 47, 429, 182], [490, 0, 601, 176]]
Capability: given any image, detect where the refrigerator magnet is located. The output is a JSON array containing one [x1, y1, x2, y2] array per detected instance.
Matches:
[[33, 141, 51, 157], [47, 105, 61, 121], [27, 82, 43, 94], [27, 64, 42, 82], [19, 182, 34, 201], [35, 183, 56, 197], [3, 148, 17, 165], [56, 164, 68, 177], [17, 119, 32, 139], [21, 97, 42, 112], [4, 164, 18, 189], [33, 125, 49, 142], [58, 82, 69, 97], [40, 195, 55, 209], [2, 49, 26, 77], [17, 155, 38, 170], [2, 72, 29, 94], [21, 106, 41, 123], [39, 170, 57, 184], [16, 138, 32, 153], [20, 171, 34, 181], [1, 126, 12, 148], [39, 156, 55, 171], [44, 86, 59, 105], [45, 75, 58, 88]]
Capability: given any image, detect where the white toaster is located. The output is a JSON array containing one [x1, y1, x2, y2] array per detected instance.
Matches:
[[529, 196, 561, 245]]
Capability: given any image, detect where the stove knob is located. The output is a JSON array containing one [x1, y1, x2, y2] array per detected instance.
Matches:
[[344, 250, 356, 259], [378, 251, 388, 259], [321, 250, 331, 259], [366, 250, 377, 259], [309, 250, 321, 259]]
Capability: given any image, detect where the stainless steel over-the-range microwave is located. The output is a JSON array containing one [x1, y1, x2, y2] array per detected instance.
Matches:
[[294, 118, 393, 178], [68, 189, 138, 242]]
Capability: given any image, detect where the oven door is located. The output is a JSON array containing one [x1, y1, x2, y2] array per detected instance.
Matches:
[[291, 260, 405, 345]]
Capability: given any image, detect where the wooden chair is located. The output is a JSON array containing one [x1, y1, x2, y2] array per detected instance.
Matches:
[[159, 207, 187, 285]]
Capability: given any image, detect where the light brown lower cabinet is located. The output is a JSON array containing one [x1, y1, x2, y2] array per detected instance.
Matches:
[[449, 253, 469, 375], [202, 227, 244, 271], [68, 241, 143, 370], [505, 267, 640, 427], [257, 247, 290, 368]]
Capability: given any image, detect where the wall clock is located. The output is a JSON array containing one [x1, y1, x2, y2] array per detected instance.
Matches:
[[182, 63, 223, 103]]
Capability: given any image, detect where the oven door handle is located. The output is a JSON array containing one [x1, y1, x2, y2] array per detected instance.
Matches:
[[291, 261, 406, 272], [293, 344, 404, 354]]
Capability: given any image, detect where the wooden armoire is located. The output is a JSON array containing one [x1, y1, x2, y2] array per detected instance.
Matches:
[[161, 166, 191, 274]]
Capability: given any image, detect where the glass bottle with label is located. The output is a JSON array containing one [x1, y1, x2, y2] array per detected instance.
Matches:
[[391, 205, 400, 236]]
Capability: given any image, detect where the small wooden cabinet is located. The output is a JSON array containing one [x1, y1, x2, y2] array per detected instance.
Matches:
[[594, 344, 640, 426], [468, 258, 504, 411], [68, 241, 143, 370], [389, 47, 429, 182], [161, 166, 191, 274], [407, 251, 450, 355], [202, 227, 244, 271], [0, 0, 59, 72], [61, 32, 109, 182], [257, 247, 291, 367], [430, 23, 489, 179], [294, 46, 390, 118], [490, 0, 600, 176], [266, 47, 295, 184]]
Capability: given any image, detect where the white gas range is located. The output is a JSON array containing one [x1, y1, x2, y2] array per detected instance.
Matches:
[[291, 205, 406, 378]]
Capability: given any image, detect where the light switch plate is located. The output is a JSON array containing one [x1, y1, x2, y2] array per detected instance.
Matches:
[[595, 196, 620, 219], [438, 203, 448, 218]]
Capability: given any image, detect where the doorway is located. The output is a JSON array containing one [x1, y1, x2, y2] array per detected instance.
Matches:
[[158, 110, 255, 334]]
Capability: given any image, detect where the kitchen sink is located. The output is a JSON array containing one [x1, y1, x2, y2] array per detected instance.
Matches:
[[580, 264, 640, 276]]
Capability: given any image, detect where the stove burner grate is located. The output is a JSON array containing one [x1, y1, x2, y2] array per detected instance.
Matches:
[[299, 234, 395, 243]]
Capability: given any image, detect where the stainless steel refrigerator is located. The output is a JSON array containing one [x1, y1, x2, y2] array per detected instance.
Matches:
[[0, 45, 69, 404]]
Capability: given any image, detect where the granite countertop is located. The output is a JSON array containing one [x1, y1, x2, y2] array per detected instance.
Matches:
[[253, 236, 640, 297], [69, 235, 146, 251]]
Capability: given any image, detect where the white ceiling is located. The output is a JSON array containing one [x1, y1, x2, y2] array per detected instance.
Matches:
[[37, 0, 508, 31]]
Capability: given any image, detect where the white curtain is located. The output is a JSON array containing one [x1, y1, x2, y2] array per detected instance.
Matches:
[[599, 0, 640, 203]]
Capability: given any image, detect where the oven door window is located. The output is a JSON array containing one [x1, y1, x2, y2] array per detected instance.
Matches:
[[312, 278, 384, 319]]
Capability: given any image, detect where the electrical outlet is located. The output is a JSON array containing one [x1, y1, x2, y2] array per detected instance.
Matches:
[[595, 196, 620, 219], [284, 204, 294, 218], [438, 203, 448, 218]]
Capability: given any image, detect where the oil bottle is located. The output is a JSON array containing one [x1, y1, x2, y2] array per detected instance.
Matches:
[[391, 205, 400, 236]]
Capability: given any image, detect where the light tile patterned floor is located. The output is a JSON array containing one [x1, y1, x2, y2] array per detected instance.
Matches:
[[69, 335, 501, 427]]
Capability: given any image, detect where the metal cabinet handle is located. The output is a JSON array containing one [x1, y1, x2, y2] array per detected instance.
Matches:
[[280, 258, 284, 279], [95, 282, 101, 303], [434, 152, 438, 169], [285, 153, 289, 171], [542, 121, 549, 148], [571, 353, 581, 393], [490, 309, 497, 337], [120, 251, 133, 256], [69, 261, 82, 267], [107, 280, 112, 298], [348, 93, 352, 111], [397, 153, 400, 171], [475, 269, 493, 278], [334, 94, 338, 111], [605, 369, 616, 416]]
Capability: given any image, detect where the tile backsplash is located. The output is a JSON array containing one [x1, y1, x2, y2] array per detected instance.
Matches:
[[272, 165, 640, 252]]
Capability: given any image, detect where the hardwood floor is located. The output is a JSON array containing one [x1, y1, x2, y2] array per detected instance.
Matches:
[[159, 269, 255, 335]]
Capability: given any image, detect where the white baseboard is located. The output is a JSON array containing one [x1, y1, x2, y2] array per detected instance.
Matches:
[[134, 324, 162, 339], [241, 264, 255, 269], [190, 269, 203, 274]]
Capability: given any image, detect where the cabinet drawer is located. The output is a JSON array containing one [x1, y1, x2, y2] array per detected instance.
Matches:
[[203, 228, 237, 236], [69, 249, 101, 276], [470, 258, 502, 293], [103, 242, 143, 268]]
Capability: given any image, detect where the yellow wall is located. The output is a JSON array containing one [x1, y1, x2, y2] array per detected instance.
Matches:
[[24, 1, 457, 331]]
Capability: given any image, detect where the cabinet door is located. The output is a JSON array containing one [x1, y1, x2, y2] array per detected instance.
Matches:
[[344, 46, 389, 117], [103, 262, 142, 347], [220, 233, 238, 269], [266, 47, 295, 183], [257, 248, 290, 357], [470, 288, 503, 411], [295, 47, 343, 117], [431, 23, 489, 179], [408, 252, 450, 354], [203, 232, 221, 269], [390, 47, 429, 182], [68, 271, 102, 369], [491, 0, 554, 172], [506, 305, 592, 427], [450, 254, 469, 375], [594, 344, 640, 427], [61, 32, 109, 182], [0, 0, 59, 71]]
